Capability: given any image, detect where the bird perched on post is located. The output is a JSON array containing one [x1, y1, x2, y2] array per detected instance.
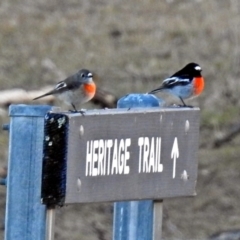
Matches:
[[148, 62, 204, 106], [33, 69, 96, 112]]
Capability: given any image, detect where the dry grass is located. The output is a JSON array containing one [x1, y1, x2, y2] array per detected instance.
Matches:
[[1, 0, 240, 239]]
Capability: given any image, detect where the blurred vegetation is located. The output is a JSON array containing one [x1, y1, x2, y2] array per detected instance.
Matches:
[[1, 0, 240, 239]]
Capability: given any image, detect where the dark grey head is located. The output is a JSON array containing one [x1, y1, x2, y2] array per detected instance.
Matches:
[[77, 69, 93, 83]]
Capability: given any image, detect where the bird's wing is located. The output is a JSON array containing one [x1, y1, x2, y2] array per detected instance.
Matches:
[[148, 76, 191, 94], [33, 81, 68, 100], [54, 81, 68, 91], [162, 76, 191, 87]]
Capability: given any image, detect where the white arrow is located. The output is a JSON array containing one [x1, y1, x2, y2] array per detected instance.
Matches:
[[171, 137, 179, 178]]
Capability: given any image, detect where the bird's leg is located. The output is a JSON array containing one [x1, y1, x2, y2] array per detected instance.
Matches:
[[180, 97, 186, 106], [69, 103, 78, 113], [179, 97, 193, 108], [69, 104, 86, 116]]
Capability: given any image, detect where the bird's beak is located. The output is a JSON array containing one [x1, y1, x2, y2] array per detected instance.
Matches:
[[88, 73, 93, 78]]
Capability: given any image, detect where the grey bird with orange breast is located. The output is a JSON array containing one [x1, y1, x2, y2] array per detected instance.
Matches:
[[33, 69, 96, 112]]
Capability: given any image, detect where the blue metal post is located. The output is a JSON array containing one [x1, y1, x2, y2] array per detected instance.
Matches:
[[5, 105, 52, 240], [113, 94, 162, 240]]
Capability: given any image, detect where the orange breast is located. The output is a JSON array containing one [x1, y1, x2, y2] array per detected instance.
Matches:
[[83, 82, 96, 97], [193, 77, 204, 96]]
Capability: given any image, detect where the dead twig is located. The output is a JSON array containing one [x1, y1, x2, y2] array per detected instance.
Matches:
[[212, 124, 240, 148]]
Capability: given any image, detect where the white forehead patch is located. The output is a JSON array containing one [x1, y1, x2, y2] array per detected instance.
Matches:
[[195, 66, 201, 71]]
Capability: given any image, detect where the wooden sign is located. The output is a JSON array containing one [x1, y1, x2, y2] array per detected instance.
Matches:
[[41, 108, 200, 206]]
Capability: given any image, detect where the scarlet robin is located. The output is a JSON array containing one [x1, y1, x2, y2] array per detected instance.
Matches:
[[33, 69, 96, 112], [148, 62, 204, 106]]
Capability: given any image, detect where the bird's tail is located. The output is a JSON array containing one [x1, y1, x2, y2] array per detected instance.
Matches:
[[33, 90, 54, 100]]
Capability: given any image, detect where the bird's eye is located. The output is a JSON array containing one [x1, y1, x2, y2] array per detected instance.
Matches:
[[81, 73, 85, 78]]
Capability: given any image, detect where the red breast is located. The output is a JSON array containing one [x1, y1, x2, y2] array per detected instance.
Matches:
[[193, 77, 204, 96], [83, 82, 96, 99]]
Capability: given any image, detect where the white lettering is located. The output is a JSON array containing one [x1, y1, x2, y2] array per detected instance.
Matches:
[[138, 136, 163, 174], [143, 137, 149, 172], [98, 139, 105, 175], [124, 138, 131, 174], [106, 139, 113, 175], [85, 141, 93, 176], [92, 140, 98, 176], [155, 137, 159, 171], [86, 137, 170, 176], [118, 139, 125, 174], [149, 137, 155, 173], [138, 137, 144, 173], [158, 138, 163, 172], [103, 141, 107, 175], [111, 139, 118, 174]]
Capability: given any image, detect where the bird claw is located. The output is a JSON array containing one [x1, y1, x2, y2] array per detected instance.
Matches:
[[69, 109, 78, 113], [68, 109, 86, 116], [78, 110, 86, 116], [179, 105, 193, 108]]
